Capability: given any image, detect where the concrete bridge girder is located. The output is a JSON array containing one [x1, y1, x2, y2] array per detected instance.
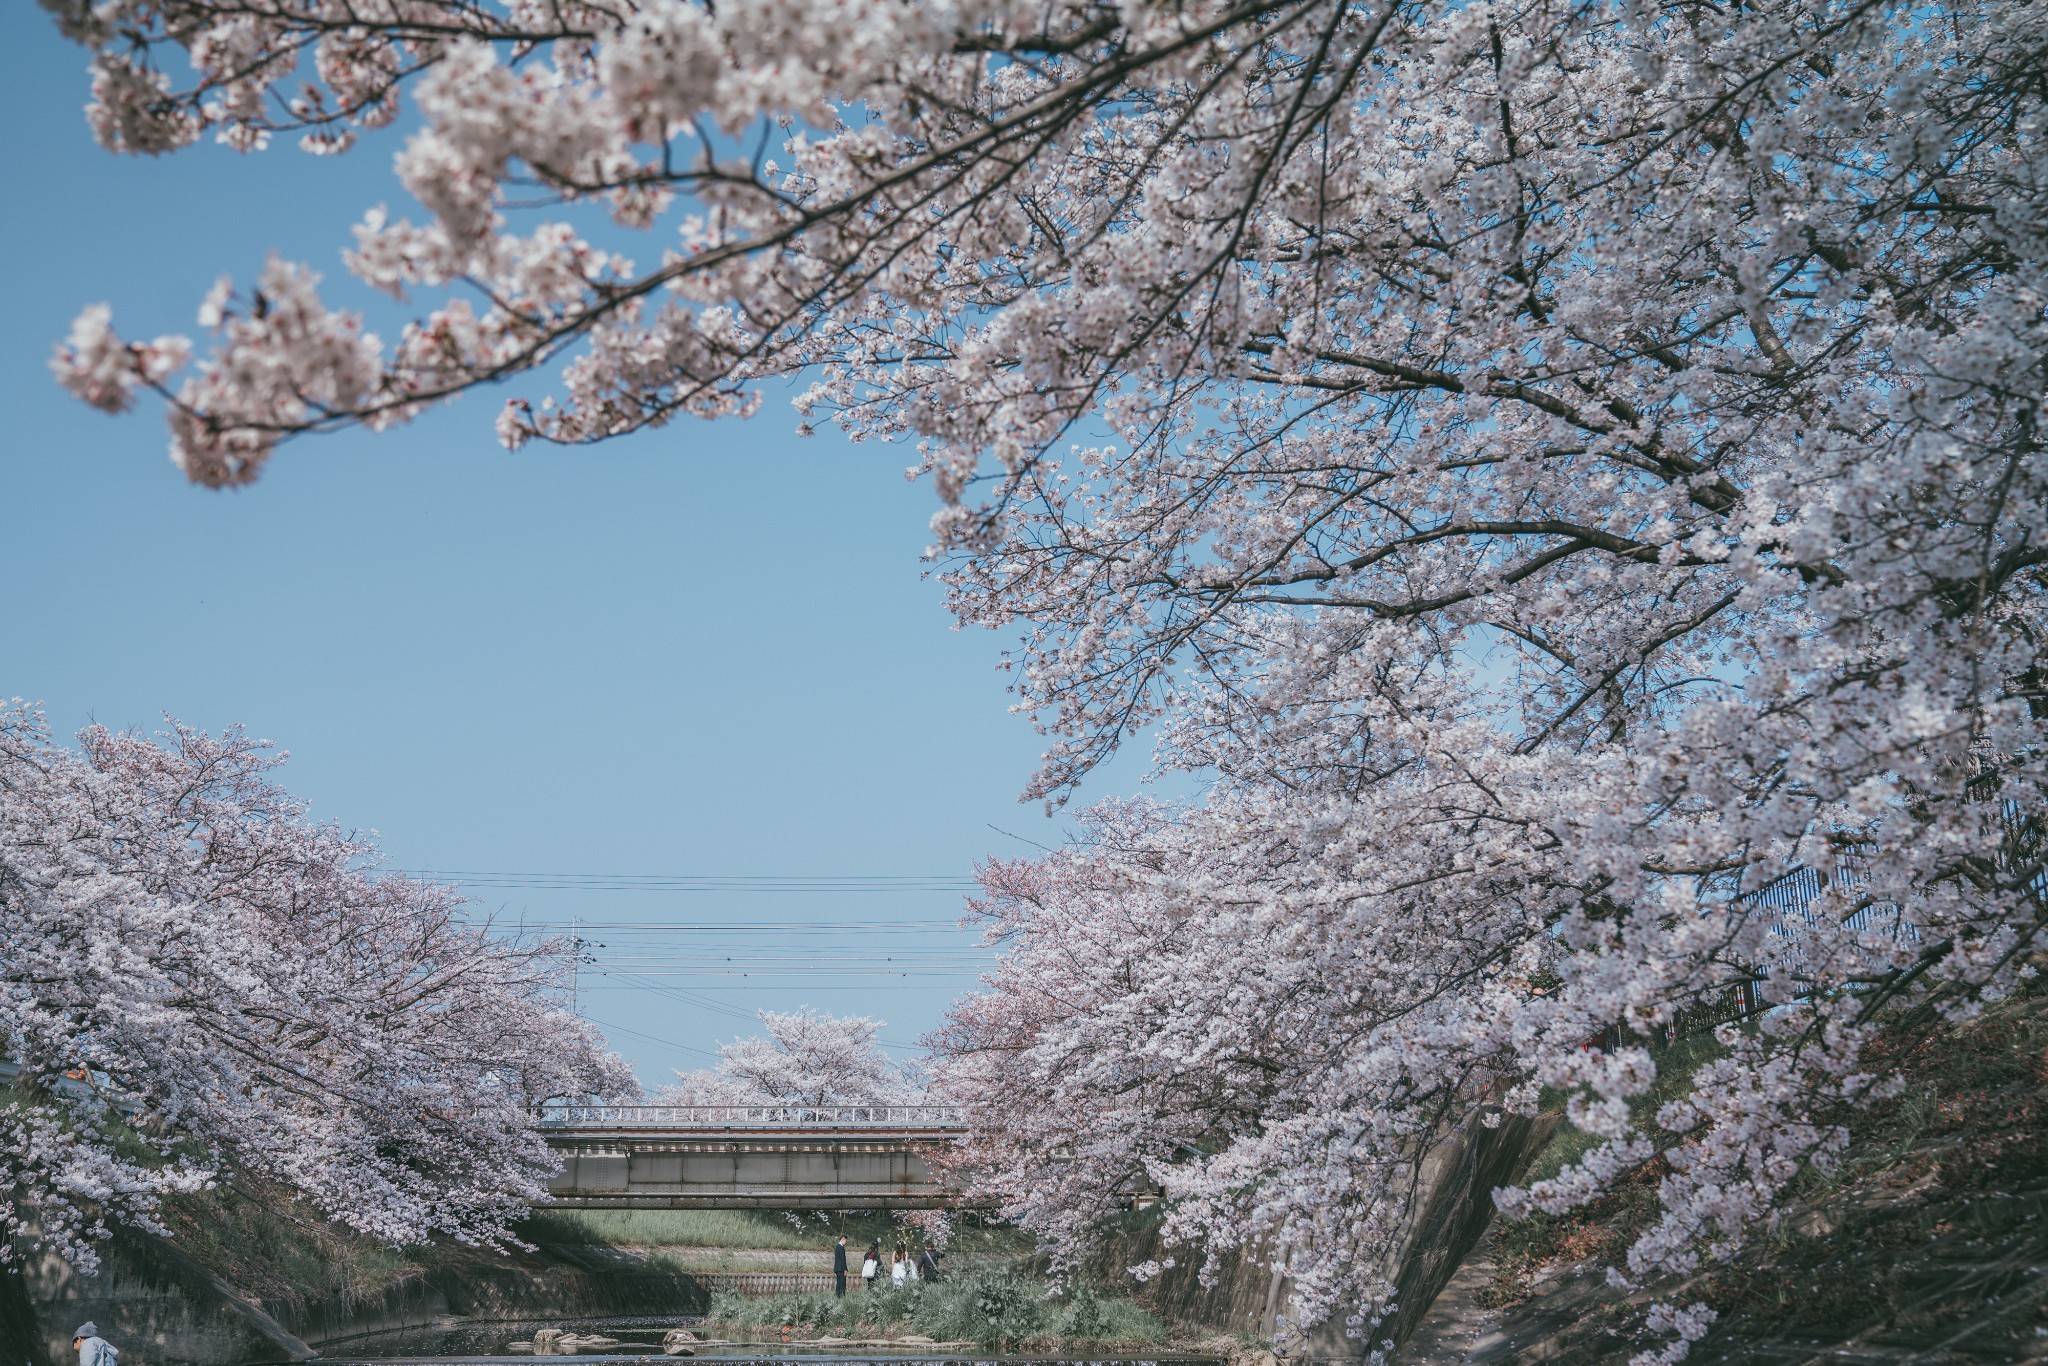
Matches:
[[543, 1129, 962, 1210]]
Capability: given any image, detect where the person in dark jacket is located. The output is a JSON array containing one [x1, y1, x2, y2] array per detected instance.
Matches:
[[917, 1248, 939, 1283], [833, 1235, 848, 1296]]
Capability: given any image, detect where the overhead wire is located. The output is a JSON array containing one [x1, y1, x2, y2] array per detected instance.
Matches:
[[577, 1013, 726, 1061], [595, 972, 929, 1050], [508, 921, 976, 932], [418, 867, 990, 1058], [398, 869, 978, 893], [599, 971, 764, 1024]]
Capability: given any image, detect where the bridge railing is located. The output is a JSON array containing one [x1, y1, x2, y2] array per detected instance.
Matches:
[[534, 1102, 967, 1129]]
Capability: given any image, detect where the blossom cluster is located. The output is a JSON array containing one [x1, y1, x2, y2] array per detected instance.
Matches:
[[655, 1006, 923, 1106], [0, 705, 633, 1271], [40, 0, 2048, 1356]]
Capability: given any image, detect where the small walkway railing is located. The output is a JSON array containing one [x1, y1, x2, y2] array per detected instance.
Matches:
[[535, 1103, 966, 1129], [694, 1270, 840, 1297]]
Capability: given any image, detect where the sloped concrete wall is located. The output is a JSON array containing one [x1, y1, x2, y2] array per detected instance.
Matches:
[[1295, 1113, 1558, 1360], [13, 1225, 308, 1366], [1, 1259, 59, 1366], [6, 1226, 712, 1365], [1085, 1215, 1284, 1343], [1088, 1112, 1557, 1360]]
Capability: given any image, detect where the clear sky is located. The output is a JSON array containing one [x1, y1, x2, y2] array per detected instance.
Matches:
[[0, 9, 1177, 1086]]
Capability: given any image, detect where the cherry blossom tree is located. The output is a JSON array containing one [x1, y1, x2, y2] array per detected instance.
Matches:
[[656, 1007, 920, 1107], [39, 0, 2048, 1356], [0, 704, 634, 1273]]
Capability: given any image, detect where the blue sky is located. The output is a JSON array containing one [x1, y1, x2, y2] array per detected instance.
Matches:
[[0, 10, 1176, 1085]]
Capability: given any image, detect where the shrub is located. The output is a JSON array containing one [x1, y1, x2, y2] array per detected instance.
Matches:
[[1057, 1286, 1107, 1340], [1088, 1295, 1167, 1345], [955, 1272, 1049, 1349]]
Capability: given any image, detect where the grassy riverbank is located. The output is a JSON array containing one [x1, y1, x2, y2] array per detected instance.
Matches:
[[519, 1209, 840, 1250], [8, 1105, 1174, 1361], [517, 1209, 1039, 1274], [703, 1276, 1167, 1351]]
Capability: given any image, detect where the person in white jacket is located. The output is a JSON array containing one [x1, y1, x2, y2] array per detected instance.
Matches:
[[71, 1323, 119, 1366]]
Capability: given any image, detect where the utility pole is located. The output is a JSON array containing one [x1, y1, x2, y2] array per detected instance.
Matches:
[[569, 914, 600, 1015]]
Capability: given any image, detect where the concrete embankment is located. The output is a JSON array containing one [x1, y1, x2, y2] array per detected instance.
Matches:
[[1089, 1112, 1559, 1361], [4, 1228, 708, 1366], [3, 1111, 1561, 1366]]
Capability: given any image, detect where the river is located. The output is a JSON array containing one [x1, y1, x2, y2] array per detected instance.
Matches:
[[307, 1317, 1225, 1366]]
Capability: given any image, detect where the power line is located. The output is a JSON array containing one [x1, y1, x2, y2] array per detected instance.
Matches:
[[594, 973, 929, 1051], [510, 921, 978, 932], [600, 971, 769, 1024], [596, 950, 987, 961], [580, 1013, 725, 1061], [595, 968, 984, 978], [597, 965, 987, 972], [598, 987, 966, 999], [399, 869, 978, 893]]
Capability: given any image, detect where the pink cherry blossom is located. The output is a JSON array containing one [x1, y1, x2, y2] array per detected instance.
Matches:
[[657, 1007, 922, 1106], [39, 0, 2048, 1355], [0, 704, 633, 1272]]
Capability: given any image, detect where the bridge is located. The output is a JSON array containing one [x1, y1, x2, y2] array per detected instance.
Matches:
[[538, 1104, 967, 1209]]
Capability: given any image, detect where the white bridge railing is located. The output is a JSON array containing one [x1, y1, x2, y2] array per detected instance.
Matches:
[[535, 1103, 966, 1129]]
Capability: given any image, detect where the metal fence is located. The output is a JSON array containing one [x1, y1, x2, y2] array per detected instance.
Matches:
[[534, 1103, 966, 1129], [1654, 809, 2048, 1046], [693, 1270, 840, 1297]]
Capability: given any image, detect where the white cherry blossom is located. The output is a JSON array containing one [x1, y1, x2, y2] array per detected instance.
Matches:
[[39, 0, 2048, 1355], [657, 1007, 922, 1106], [0, 705, 633, 1272]]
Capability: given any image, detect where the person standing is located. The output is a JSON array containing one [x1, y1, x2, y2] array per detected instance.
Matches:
[[71, 1324, 118, 1366], [918, 1247, 939, 1283], [891, 1244, 908, 1286], [862, 1242, 880, 1291], [833, 1235, 848, 1297]]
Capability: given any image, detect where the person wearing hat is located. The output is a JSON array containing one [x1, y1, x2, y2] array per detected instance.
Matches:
[[71, 1323, 119, 1366]]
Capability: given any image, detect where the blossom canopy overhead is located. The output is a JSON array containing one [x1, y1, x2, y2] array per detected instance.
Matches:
[[41, 0, 2048, 1357]]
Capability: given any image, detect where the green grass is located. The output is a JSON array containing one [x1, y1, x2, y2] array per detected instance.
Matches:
[[0, 1087, 427, 1311], [514, 1209, 1042, 1259], [635, 1248, 831, 1271], [703, 1275, 1166, 1350], [517, 1208, 860, 1249], [153, 1179, 419, 1309]]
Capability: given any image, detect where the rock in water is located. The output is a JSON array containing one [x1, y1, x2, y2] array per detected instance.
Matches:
[[560, 1334, 621, 1352], [532, 1329, 566, 1354]]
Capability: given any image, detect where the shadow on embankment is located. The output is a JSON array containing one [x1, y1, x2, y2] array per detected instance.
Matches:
[[3, 1226, 708, 1366]]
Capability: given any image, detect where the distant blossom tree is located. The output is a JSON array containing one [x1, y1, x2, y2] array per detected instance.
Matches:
[[39, 0, 2048, 1357], [0, 704, 634, 1272], [657, 1007, 920, 1107]]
